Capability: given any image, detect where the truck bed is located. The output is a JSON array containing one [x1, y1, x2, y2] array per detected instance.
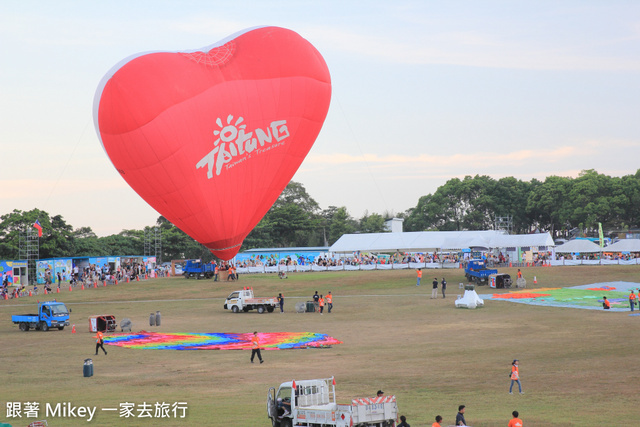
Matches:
[[12, 314, 40, 323]]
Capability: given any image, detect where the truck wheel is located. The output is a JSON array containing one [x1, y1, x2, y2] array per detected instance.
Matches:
[[58, 326, 65, 331], [19, 322, 29, 332], [257, 305, 265, 314], [231, 306, 239, 313], [266, 306, 274, 313], [280, 419, 292, 427], [41, 322, 49, 332]]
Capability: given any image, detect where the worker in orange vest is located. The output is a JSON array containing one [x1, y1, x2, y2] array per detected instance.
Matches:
[[95, 330, 107, 355], [629, 290, 636, 312], [603, 296, 611, 310], [326, 292, 333, 313], [214, 265, 219, 282], [319, 295, 325, 315], [509, 360, 523, 394], [250, 331, 263, 364], [416, 268, 422, 286], [432, 415, 443, 427]]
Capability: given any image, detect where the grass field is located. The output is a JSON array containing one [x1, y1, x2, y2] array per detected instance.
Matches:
[[1, 265, 639, 426]]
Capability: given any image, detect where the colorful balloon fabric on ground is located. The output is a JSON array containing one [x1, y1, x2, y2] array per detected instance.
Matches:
[[94, 27, 331, 260], [104, 331, 342, 350], [489, 281, 640, 311]]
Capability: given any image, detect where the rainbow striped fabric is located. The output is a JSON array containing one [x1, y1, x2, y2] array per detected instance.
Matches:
[[104, 331, 342, 350]]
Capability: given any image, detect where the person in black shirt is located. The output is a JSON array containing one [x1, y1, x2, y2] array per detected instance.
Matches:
[[441, 278, 447, 298], [456, 405, 466, 426], [397, 415, 410, 427], [313, 291, 320, 312]]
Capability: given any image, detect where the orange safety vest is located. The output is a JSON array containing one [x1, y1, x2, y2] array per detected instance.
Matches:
[[215, 267, 219, 274], [95, 331, 104, 343], [432, 423, 442, 427], [417, 270, 422, 278], [630, 293, 636, 301], [604, 299, 611, 308], [251, 335, 259, 349], [319, 297, 324, 307], [326, 294, 332, 304], [508, 418, 523, 427], [510, 365, 519, 380]]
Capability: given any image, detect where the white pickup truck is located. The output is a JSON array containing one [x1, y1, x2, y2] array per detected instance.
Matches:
[[267, 377, 398, 427], [223, 288, 278, 314]]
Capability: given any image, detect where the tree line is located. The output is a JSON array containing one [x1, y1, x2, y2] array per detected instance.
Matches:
[[1, 169, 638, 261]]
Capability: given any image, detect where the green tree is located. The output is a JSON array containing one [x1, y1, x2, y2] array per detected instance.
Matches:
[[359, 211, 386, 233], [328, 207, 356, 244]]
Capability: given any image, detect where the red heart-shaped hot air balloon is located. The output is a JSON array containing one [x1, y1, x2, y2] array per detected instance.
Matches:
[[94, 26, 331, 259]]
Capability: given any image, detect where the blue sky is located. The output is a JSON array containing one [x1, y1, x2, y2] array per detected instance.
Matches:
[[1, 1, 639, 235]]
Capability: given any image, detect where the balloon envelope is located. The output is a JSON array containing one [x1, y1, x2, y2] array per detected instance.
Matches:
[[94, 26, 331, 259]]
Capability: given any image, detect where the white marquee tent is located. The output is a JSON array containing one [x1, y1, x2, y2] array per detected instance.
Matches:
[[329, 230, 554, 253], [554, 239, 602, 253], [603, 239, 640, 253]]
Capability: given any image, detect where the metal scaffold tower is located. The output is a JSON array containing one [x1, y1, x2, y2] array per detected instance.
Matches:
[[154, 226, 162, 264], [144, 227, 162, 264], [19, 228, 39, 285], [494, 215, 513, 235]]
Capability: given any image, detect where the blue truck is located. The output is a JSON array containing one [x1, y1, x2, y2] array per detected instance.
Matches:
[[12, 301, 70, 331], [183, 260, 215, 279], [464, 259, 498, 285]]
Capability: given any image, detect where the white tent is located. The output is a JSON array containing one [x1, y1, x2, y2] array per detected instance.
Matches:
[[329, 230, 554, 253], [554, 239, 602, 253], [604, 239, 640, 253]]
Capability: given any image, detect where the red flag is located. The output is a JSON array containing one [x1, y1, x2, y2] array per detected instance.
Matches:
[[33, 219, 43, 237], [292, 380, 296, 390]]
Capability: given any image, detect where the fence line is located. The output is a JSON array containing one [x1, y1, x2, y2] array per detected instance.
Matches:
[[236, 258, 640, 275]]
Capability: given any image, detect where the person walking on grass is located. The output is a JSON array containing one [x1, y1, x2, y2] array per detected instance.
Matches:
[[431, 278, 438, 299], [441, 278, 447, 298], [629, 290, 636, 312], [95, 330, 107, 355], [326, 291, 333, 313], [509, 360, 523, 394], [416, 268, 422, 286], [251, 331, 263, 364]]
